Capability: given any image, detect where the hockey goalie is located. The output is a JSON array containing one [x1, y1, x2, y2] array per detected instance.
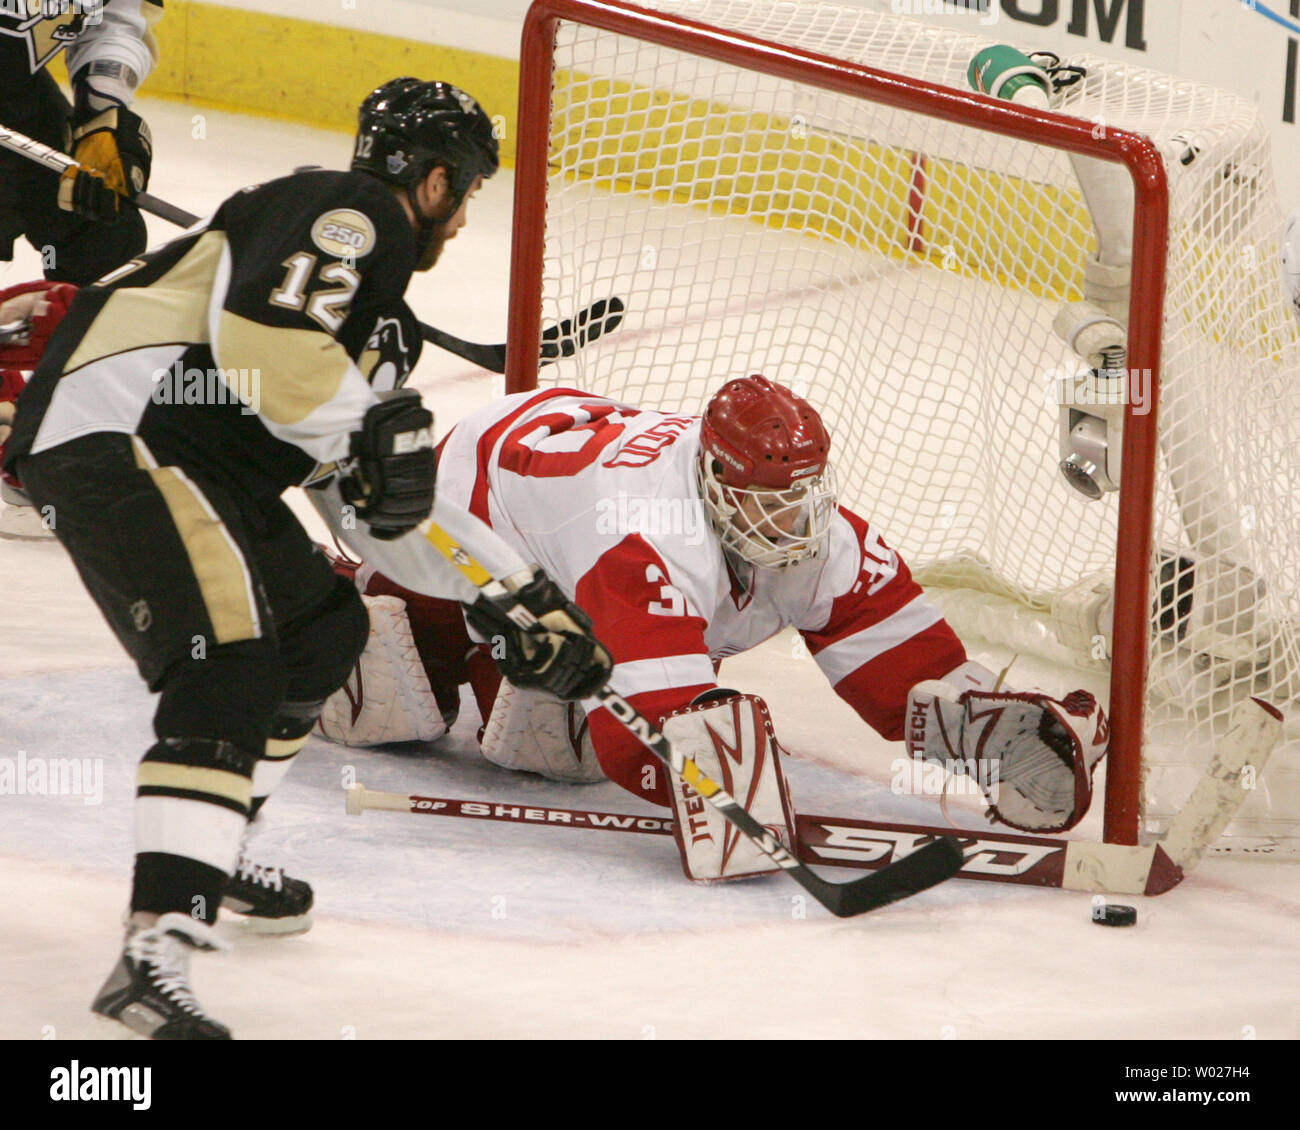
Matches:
[[321, 375, 1110, 881]]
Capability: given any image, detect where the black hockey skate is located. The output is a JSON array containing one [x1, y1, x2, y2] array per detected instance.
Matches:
[[221, 850, 314, 934], [92, 913, 231, 1040]]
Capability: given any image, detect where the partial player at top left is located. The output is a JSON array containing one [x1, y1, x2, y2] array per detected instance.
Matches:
[[1, 0, 163, 284]]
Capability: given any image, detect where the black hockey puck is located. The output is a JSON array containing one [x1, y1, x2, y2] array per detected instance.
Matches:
[[1091, 903, 1137, 927]]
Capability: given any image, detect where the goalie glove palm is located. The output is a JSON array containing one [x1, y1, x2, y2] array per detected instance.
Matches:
[[339, 389, 436, 540], [465, 573, 613, 702], [906, 680, 1109, 833]]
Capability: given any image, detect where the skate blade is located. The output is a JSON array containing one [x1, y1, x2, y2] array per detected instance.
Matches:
[[224, 911, 313, 937], [89, 1011, 154, 1040]]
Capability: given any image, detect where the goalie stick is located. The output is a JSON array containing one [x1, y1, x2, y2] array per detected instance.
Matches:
[[346, 783, 1178, 891], [343, 691, 1279, 894], [347, 690, 1282, 897], [0, 123, 624, 374], [419, 517, 964, 917]]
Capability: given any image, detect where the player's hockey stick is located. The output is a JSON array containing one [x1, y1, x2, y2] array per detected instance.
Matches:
[[420, 297, 624, 374], [0, 121, 195, 227], [0, 122, 625, 374], [420, 518, 965, 917]]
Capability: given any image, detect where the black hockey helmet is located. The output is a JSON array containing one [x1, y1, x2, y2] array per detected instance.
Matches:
[[352, 78, 499, 207]]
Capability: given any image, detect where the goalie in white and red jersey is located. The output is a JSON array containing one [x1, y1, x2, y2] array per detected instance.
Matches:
[[323, 375, 1110, 881]]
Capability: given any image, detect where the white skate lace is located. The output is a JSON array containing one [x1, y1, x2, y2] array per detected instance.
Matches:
[[127, 930, 206, 1017], [234, 853, 284, 891]]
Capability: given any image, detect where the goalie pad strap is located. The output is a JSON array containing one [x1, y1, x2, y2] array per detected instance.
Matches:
[[662, 692, 796, 882]]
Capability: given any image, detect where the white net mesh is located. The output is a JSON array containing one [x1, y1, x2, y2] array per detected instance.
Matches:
[[526, 0, 1300, 854]]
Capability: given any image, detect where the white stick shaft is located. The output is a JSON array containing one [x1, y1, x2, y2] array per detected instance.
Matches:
[[426, 498, 531, 586], [0, 124, 76, 174]]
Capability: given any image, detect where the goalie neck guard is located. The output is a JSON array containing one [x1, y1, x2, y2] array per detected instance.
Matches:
[[697, 375, 837, 569]]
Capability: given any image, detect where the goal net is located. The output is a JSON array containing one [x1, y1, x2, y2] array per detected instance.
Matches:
[[506, 0, 1300, 857]]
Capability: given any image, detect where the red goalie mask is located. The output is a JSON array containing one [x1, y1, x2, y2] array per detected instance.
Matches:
[[697, 376, 837, 569]]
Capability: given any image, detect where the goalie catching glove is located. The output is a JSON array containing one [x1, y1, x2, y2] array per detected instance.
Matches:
[[339, 389, 436, 540], [464, 571, 612, 702], [905, 661, 1109, 832]]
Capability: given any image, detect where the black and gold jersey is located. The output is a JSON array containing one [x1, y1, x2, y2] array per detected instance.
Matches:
[[7, 167, 421, 507], [0, 0, 162, 98]]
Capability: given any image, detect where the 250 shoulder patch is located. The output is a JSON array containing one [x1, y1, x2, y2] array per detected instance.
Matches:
[[311, 210, 377, 259]]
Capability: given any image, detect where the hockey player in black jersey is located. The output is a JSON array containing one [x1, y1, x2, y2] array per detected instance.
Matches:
[[0, 0, 160, 284], [5, 78, 612, 1039]]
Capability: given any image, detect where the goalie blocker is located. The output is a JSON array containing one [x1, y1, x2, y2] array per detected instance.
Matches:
[[663, 691, 798, 882]]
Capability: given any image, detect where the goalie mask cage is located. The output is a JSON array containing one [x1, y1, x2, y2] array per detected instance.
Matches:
[[506, 0, 1300, 857]]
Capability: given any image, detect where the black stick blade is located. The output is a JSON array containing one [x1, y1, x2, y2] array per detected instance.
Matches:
[[822, 836, 964, 918], [540, 297, 626, 361], [419, 298, 628, 373]]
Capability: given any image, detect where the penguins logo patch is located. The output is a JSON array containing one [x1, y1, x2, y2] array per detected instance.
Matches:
[[0, 5, 89, 74], [310, 209, 376, 259], [360, 315, 414, 391]]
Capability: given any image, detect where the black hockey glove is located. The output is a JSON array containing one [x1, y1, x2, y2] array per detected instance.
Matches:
[[339, 389, 436, 541], [465, 572, 613, 701], [59, 79, 153, 222]]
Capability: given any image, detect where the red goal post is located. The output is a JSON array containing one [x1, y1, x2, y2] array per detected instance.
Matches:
[[506, 0, 1169, 849]]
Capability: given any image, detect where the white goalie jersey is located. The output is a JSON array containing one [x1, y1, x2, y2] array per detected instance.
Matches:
[[433, 388, 970, 804], [322, 384, 1108, 837]]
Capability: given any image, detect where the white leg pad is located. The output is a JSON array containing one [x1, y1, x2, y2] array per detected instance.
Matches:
[[0, 478, 54, 540], [480, 679, 605, 783], [317, 595, 446, 746], [662, 693, 796, 882]]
